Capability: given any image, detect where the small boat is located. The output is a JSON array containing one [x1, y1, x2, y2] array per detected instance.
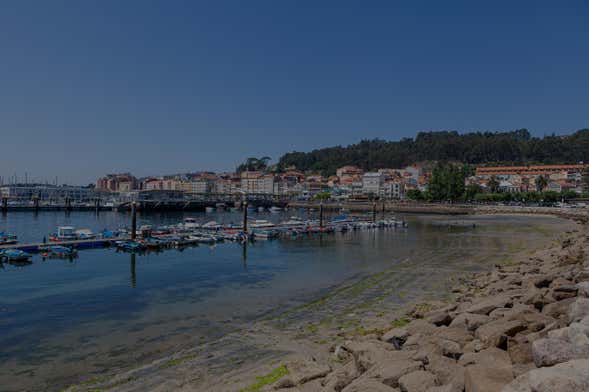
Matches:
[[183, 217, 201, 229], [257, 206, 265, 212], [116, 241, 145, 252], [251, 229, 279, 239], [187, 234, 216, 244], [205, 206, 215, 213], [40, 245, 77, 258], [0, 249, 32, 262], [0, 232, 18, 245], [269, 206, 282, 212], [202, 221, 222, 230], [75, 229, 96, 239], [141, 237, 164, 249], [249, 219, 275, 228], [50, 226, 77, 241]]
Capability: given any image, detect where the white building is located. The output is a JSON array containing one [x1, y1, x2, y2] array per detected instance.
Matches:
[[362, 172, 385, 196]]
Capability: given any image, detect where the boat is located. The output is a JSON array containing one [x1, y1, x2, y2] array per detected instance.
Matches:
[[269, 206, 282, 212], [183, 217, 200, 229], [116, 241, 145, 252], [49, 226, 77, 241], [249, 219, 275, 228], [202, 221, 222, 230], [257, 206, 265, 212], [251, 229, 279, 239], [0, 249, 32, 262], [75, 229, 96, 239], [141, 237, 164, 249], [40, 245, 77, 258], [187, 234, 216, 244], [0, 232, 18, 245], [280, 217, 305, 227], [205, 206, 215, 213]]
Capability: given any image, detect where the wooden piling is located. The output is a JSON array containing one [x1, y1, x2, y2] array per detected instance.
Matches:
[[319, 202, 324, 228], [131, 201, 137, 240], [372, 202, 377, 222], [2, 197, 8, 213], [242, 201, 248, 233]]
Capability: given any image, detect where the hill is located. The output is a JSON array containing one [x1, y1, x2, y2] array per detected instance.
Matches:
[[277, 129, 589, 175]]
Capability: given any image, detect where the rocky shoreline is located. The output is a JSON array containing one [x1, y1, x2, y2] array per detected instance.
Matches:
[[261, 219, 589, 391]]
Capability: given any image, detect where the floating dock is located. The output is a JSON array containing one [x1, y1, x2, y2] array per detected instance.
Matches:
[[0, 237, 128, 253]]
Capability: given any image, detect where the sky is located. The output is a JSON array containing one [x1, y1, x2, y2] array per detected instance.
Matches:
[[1, 1, 588, 185]]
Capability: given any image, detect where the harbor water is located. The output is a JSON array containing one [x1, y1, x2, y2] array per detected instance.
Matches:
[[0, 210, 573, 391]]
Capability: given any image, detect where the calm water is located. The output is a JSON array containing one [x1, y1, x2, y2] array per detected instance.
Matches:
[[0, 210, 571, 391]]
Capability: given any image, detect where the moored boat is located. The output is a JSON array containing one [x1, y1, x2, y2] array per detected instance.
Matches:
[[0, 249, 32, 262]]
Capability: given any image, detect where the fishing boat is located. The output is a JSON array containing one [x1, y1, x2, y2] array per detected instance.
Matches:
[[0, 232, 18, 245], [0, 249, 32, 262], [116, 241, 145, 252], [40, 245, 77, 258]]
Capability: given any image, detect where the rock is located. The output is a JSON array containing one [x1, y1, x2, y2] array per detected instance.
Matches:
[[438, 339, 462, 360], [450, 313, 490, 332], [426, 311, 453, 327], [381, 327, 410, 348], [436, 327, 474, 346], [463, 339, 484, 353], [398, 370, 438, 392], [577, 281, 589, 298], [475, 319, 526, 348], [344, 340, 413, 372], [550, 285, 578, 301], [464, 364, 513, 392], [425, 354, 465, 388], [466, 296, 513, 316], [321, 362, 358, 392], [283, 360, 331, 386], [532, 337, 589, 367], [341, 377, 401, 392], [569, 298, 589, 323], [364, 360, 424, 388], [507, 341, 533, 365], [502, 359, 589, 392], [406, 320, 438, 336], [541, 297, 576, 319]]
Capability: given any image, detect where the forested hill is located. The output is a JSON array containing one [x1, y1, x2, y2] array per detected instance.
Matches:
[[277, 129, 589, 175]]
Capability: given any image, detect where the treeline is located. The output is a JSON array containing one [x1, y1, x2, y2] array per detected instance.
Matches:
[[278, 129, 589, 175]]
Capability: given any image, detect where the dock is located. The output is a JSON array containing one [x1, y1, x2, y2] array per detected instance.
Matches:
[[0, 237, 129, 253]]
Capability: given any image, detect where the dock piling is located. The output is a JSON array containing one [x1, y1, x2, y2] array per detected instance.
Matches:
[[242, 201, 248, 234], [131, 201, 137, 240], [372, 202, 377, 223], [2, 197, 7, 213], [319, 202, 324, 228]]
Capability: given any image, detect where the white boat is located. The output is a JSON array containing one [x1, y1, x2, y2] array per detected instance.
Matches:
[[75, 229, 96, 239], [188, 234, 216, 244], [249, 219, 275, 228], [202, 221, 222, 230], [280, 217, 305, 227], [269, 206, 282, 212], [257, 206, 265, 212], [183, 217, 200, 229], [56, 226, 77, 240], [205, 206, 215, 213]]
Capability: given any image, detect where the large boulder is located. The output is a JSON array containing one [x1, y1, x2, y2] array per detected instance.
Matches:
[[450, 313, 490, 332], [577, 281, 589, 298], [502, 359, 589, 392], [398, 370, 438, 392], [344, 340, 414, 372], [425, 354, 465, 388], [341, 377, 400, 392], [532, 338, 589, 367], [475, 319, 526, 348], [466, 295, 513, 316], [363, 360, 424, 388], [569, 298, 589, 323], [541, 297, 576, 319], [464, 365, 513, 392]]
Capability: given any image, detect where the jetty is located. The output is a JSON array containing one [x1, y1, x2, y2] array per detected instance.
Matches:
[[0, 237, 128, 253]]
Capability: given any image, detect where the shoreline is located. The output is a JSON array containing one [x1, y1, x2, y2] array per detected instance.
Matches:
[[57, 212, 584, 392]]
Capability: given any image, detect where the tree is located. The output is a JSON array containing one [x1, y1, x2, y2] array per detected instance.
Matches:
[[535, 175, 548, 192], [465, 184, 482, 201], [314, 192, 331, 200], [237, 156, 272, 173], [487, 176, 500, 193], [406, 189, 424, 200]]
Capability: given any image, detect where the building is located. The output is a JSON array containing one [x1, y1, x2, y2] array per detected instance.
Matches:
[[362, 172, 385, 196], [240, 171, 275, 194], [0, 184, 104, 202], [336, 166, 364, 184], [476, 164, 588, 177], [96, 173, 138, 192], [382, 181, 405, 199]]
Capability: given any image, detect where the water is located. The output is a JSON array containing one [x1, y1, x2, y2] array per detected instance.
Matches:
[[0, 210, 572, 391]]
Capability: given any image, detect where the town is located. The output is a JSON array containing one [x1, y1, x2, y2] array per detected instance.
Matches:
[[1, 162, 588, 209]]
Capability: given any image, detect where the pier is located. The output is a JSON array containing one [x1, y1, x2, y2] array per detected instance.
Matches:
[[0, 237, 128, 253]]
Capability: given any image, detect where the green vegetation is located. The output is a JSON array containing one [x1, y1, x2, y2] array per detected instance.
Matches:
[[237, 156, 272, 173], [390, 316, 411, 327], [159, 354, 197, 369], [278, 129, 589, 175], [240, 365, 288, 392]]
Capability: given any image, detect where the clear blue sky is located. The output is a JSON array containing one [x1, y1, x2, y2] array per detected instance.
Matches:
[[1, 1, 588, 184]]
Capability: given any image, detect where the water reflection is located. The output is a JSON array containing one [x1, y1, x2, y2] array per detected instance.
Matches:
[[130, 253, 136, 288]]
